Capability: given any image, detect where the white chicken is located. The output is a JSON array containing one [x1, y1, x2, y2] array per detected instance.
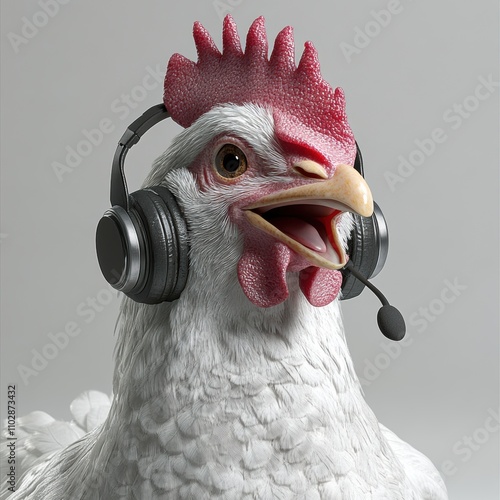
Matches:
[[2, 16, 447, 500]]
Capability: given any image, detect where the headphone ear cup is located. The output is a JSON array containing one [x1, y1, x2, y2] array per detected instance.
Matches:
[[96, 205, 144, 294], [125, 186, 188, 304], [341, 214, 378, 300], [153, 186, 189, 300], [341, 202, 388, 300]]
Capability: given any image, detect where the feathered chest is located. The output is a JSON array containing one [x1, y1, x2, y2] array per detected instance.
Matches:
[[93, 357, 407, 499]]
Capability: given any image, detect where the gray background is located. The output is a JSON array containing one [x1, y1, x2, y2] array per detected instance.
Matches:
[[1, 0, 498, 498]]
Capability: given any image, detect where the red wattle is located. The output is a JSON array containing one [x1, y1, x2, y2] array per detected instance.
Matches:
[[238, 241, 291, 308], [237, 233, 343, 308], [299, 267, 342, 307]]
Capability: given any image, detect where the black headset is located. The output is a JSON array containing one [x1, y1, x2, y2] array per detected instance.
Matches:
[[95, 104, 189, 304], [95, 104, 389, 305]]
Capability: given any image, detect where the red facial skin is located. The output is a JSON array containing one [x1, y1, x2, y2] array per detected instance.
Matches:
[[189, 134, 344, 308]]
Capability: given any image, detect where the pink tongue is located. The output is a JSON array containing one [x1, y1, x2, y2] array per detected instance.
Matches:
[[270, 217, 326, 253]]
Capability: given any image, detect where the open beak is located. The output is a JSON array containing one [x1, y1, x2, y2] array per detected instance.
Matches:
[[244, 163, 373, 270]]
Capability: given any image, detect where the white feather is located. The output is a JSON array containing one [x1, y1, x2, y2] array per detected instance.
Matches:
[[70, 390, 111, 432]]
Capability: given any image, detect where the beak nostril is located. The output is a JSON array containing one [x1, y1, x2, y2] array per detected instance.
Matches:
[[293, 160, 328, 180], [294, 167, 326, 180]]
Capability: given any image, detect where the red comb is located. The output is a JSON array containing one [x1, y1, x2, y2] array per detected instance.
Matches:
[[164, 16, 355, 167]]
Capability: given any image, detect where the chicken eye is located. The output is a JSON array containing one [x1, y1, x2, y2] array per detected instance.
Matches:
[[215, 144, 247, 179]]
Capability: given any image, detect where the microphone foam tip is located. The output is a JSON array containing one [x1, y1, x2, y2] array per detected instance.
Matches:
[[377, 305, 406, 341]]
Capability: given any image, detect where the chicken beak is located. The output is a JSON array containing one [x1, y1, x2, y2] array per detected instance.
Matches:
[[244, 163, 374, 270]]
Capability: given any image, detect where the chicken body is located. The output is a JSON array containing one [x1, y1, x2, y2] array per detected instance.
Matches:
[[5, 104, 447, 499]]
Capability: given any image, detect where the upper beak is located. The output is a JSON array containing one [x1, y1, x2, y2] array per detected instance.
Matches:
[[244, 162, 374, 270], [246, 163, 373, 217]]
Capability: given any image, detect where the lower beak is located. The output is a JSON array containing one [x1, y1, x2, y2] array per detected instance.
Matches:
[[244, 163, 373, 270]]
